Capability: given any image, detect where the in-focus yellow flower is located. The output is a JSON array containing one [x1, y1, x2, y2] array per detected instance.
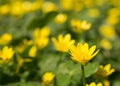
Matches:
[[99, 25, 116, 39], [33, 27, 50, 49], [71, 19, 91, 33], [28, 45, 37, 57], [54, 13, 67, 24], [52, 34, 75, 52], [95, 64, 115, 78], [69, 43, 99, 65], [42, 72, 55, 85], [86, 82, 103, 86], [0, 46, 14, 63], [41, 2, 57, 13], [100, 39, 112, 50], [0, 33, 12, 45]]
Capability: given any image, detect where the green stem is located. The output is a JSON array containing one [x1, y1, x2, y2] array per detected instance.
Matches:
[[81, 64, 86, 86]]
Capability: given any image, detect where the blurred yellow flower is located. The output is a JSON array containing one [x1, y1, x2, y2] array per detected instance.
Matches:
[[69, 43, 99, 65], [54, 13, 67, 24], [0, 46, 14, 63], [16, 39, 33, 53], [99, 25, 116, 39], [87, 8, 100, 18], [0, 4, 10, 15], [16, 56, 32, 73], [71, 19, 91, 33], [86, 82, 103, 86], [0, 33, 12, 45], [95, 64, 115, 78], [60, 0, 73, 11], [41, 2, 57, 13], [73, 0, 83, 12], [100, 39, 112, 50], [103, 79, 110, 86], [28, 45, 37, 57], [33, 27, 50, 49], [42, 72, 55, 85], [10, 1, 24, 16], [52, 34, 75, 52], [22, 1, 33, 13], [83, 0, 93, 8]]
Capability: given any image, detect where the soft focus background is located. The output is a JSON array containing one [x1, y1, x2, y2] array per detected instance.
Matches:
[[0, 0, 120, 86]]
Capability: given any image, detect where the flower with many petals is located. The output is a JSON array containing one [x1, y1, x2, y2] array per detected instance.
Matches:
[[52, 34, 75, 52], [95, 64, 115, 78], [0, 46, 14, 63], [71, 19, 91, 33], [42, 72, 55, 85], [69, 43, 99, 65]]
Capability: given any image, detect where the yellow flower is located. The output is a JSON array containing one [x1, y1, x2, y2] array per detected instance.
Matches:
[[71, 19, 91, 33], [10, 1, 24, 16], [95, 64, 115, 78], [54, 13, 67, 24], [0, 33, 12, 45], [28, 45, 37, 57], [60, 0, 73, 11], [87, 8, 100, 18], [69, 43, 99, 65], [42, 72, 55, 85], [33, 27, 50, 49], [16, 39, 33, 53], [86, 82, 103, 86], [100, 39, 112, 50], [16, 56, 32, 73], [103, 79, 110, 86], [0, 4, 10, 15], [52, 34, 75, 52], [73, 0, 83, 12], [99, 25, 116, 39], [41, 2, 57, 14], [0, 46, 14, 63]]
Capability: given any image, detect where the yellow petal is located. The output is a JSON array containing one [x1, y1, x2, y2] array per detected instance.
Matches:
[[91, 49, 99, 59], [108, 68, 115, 75], [89, 45, 96, 55], [97, 83, 103, 86], [64, 34, 71, 42], [90, 82, 96, 86], [83, 43, 89, 52], [104, 64, 111, 72], [58, 34, 63, 42]]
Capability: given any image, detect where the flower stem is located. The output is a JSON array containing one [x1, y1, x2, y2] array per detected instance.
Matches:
[[81, 64, 86, 86]]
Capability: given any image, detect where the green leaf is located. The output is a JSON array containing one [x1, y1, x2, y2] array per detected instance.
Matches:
[[27, 11, 58, 29], [38, 54, 60, 74], [56, 73, 71, 86], [113, 80, 120, 86], [84, 61, 99, 77]]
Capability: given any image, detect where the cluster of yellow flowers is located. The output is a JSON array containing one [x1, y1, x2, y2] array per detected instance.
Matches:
[[0, 0, 42, 16], [0, 0, 118, 85]]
